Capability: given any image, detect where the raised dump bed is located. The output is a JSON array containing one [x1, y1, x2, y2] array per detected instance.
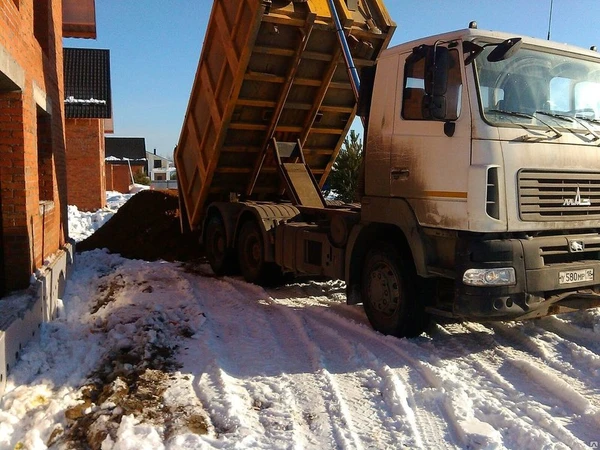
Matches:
[[176, 0, 395, 229]]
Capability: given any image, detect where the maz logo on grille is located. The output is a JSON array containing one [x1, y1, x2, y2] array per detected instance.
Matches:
[[569, 240, 585, 253], [563, 186, 592, 206]]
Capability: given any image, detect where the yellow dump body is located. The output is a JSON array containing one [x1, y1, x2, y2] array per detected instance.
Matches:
[[175, 0, 395, 229]]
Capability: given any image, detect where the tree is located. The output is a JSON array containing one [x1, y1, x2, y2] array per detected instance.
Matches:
[[133, 169, 150, 186], [327, 130, 363, 203]]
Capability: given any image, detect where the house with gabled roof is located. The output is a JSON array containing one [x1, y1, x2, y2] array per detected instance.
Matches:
[[145, 150, 177, 190], [64, 47, 113, 211], [105, 137, 148, 193]]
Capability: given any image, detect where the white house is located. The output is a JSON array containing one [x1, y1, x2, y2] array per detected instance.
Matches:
[[146, 150, 176, 182]]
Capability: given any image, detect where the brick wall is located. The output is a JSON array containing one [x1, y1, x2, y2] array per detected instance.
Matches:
[[65, 118, 106, 212], [106, 163, 145, 194], [0, 0, 68, 293], [105, 163, 113, 191]]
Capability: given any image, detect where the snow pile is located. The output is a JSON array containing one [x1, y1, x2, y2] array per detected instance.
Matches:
[[129, 184, 150, 194], [106, 191, 134, 210]]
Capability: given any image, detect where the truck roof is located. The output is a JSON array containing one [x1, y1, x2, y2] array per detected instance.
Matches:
[[383, 27, 600, 60]]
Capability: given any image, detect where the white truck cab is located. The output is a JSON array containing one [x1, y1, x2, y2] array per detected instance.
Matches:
[[358, 25, 600, 321]]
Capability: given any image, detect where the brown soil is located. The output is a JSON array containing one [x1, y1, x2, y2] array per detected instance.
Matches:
[[77, 190, 203, 262]]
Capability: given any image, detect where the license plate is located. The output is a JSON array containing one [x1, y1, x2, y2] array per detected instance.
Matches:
[[558, 268, 594, 285]]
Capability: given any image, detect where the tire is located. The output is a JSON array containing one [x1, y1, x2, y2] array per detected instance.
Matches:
[[205, 215, 236, 276], [237, 220, 277, 284], [361, 243, 428, 338]]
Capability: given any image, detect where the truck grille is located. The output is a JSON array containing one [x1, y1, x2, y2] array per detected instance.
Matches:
[[518, 170, 600, 221], [539, 240, 600, 265]]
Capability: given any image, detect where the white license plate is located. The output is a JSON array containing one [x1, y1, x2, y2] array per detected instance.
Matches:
[[558, 269, 594, 285]]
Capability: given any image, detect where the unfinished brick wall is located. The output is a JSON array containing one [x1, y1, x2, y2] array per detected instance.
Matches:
[[65, 118, 106, 212], [0, 0, 68, 293], [106, 163, 145, 194]]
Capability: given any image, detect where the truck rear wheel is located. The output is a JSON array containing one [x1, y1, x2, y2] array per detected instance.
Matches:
[[237, 220, 279, 284], [361, 243, 427, 338], [205, 215, 236, 276]]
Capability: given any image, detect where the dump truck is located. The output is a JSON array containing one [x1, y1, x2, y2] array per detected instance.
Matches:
[[176, 0, 600, 337]]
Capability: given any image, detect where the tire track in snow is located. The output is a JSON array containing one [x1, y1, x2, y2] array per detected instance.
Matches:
[[479, 321, 600, 411], [431, 323, 589, 449], [295, 305, 456, 449], [453, 322, 596, 448], [180, 268, 600, 449], [179, 272, 326, 448], [478, 321, 600, 440], [300, 313, 419, 449], [174, 274, 264, 441], [230, 277, 386, 449], [268, 280, 369, 325], [535, 315, 600, 355], [490, 322, 600, 403], [526, 319, 600, 382], [265, 298, 367, 449]]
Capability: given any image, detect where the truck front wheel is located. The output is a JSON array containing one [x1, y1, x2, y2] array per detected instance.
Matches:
[[361, 243, 427, 338]]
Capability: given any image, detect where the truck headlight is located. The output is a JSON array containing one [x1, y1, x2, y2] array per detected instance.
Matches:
[[463, 268, 516, 286]]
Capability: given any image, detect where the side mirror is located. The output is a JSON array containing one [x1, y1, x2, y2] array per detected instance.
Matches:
[[425, 46, 450, 96], [423, 46, 450, 120]]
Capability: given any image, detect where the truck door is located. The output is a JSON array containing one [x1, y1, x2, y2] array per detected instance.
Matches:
[[391, 43, 472, 230]]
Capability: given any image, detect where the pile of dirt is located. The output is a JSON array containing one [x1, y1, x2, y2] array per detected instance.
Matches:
[[77, 190, 202, 262]]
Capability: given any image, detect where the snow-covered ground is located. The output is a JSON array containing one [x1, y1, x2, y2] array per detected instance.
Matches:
[[2, 199, 600, 449]]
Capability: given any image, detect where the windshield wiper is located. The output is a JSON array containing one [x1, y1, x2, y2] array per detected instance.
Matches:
[[488, 109, 534, 119], [571, 115, 600, 140], [489, 109, 562, 138], [537, 111, 600, 141], [535, 110, 573, 123]]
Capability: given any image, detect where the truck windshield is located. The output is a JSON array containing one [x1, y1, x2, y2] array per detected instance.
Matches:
[[474, 45, 600, 132]]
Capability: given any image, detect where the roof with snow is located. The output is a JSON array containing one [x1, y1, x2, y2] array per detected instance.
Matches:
[[64, 48, 112, 119], [105, 137, 147, 164]]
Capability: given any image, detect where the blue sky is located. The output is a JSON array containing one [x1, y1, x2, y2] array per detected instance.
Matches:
[[65, 0, 600, 158]]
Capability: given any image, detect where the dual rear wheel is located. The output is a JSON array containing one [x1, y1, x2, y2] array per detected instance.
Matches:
[[205, 217, 278, 285]]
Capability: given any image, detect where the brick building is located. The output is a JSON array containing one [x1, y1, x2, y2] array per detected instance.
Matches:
[[0, 0, 97, 395], [64, 47, 113, 211]]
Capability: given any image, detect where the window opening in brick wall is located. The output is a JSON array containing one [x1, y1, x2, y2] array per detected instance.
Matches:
[[34, 0, 50, 54], [0, 171, 4, 297], [36, 107, 54, 203], [0, 93, 14, 298]]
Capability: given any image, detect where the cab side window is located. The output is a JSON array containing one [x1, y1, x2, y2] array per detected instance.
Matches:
[[402, 48, 462, 120]]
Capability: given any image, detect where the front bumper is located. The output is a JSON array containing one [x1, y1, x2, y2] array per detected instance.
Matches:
[[453, 233, 600, 320]]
